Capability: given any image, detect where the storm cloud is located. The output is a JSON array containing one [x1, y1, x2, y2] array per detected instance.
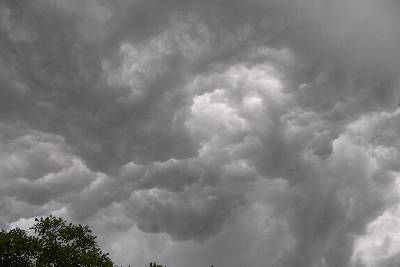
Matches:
[[1, 0, 400, 266]]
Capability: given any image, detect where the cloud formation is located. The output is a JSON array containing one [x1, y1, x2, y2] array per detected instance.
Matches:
[[2, 0, 400, 266]]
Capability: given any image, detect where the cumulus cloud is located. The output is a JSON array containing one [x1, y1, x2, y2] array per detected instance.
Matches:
[[1, 0, 400, 266]]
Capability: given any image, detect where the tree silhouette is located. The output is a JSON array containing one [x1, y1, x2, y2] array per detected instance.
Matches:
[[0, 215, 114, 266], [0, 227, 40, 265], [148, 262, 166, 267]]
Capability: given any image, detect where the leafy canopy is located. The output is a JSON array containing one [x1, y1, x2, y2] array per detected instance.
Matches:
[[0, 215, 114, 267]]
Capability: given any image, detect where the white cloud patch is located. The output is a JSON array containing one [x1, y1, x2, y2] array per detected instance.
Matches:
[[352, 203, 400, 267]]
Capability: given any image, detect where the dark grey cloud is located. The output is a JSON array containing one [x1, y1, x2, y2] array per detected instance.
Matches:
[[2, 0, 400, 266]]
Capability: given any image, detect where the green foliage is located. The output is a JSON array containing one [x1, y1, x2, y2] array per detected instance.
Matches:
[[0, 228, 41, 266], [0, 215, 114, 267]]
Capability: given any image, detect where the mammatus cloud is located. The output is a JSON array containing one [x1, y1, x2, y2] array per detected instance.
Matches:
[[2, 0, 400, 266]]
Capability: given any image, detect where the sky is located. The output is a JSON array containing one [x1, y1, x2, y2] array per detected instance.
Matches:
[[1, 0, 400, 266]]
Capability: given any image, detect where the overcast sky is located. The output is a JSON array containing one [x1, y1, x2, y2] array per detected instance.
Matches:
[[1, 0, 400, 266]]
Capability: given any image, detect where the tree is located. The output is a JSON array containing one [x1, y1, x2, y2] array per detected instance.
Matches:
[[0, 215, 114, 267], [0, 227, 41, 266], [148, 262, 166, 267]]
